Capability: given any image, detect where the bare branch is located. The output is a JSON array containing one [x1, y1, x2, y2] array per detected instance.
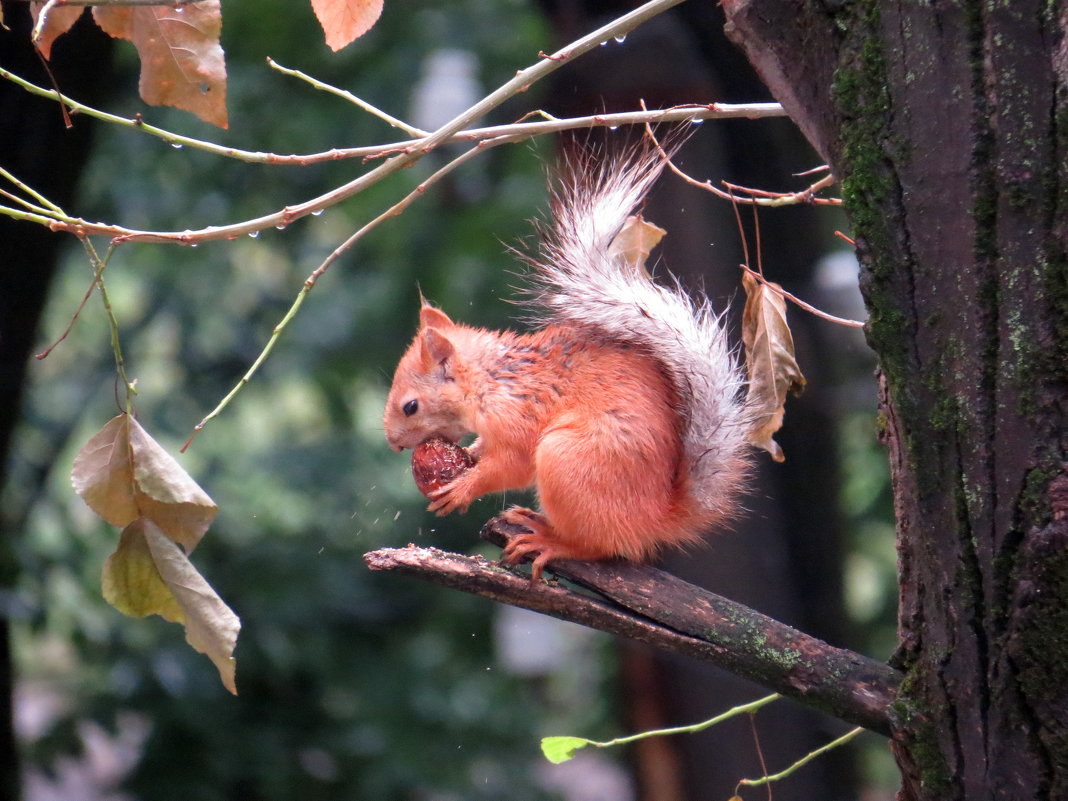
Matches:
[[181, 135, 519, 449], [1, 67, 785, 171], [366, 517, 901, 736], [2, 0, 723, 244]]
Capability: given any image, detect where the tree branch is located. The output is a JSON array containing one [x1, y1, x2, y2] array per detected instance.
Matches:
[[365, 516, 901, 736], [3, 0, 693, 244]]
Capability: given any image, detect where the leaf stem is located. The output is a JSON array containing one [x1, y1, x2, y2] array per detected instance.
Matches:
[[83, 240, 137, 408], [741, 265, 866, 328], [737, 726, 863, 788], [586, 693, 780, 750]]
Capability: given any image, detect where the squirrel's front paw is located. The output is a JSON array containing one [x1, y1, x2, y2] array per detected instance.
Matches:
[[426, 476, 474, 516]]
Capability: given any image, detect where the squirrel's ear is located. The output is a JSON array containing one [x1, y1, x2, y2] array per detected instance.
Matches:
[[419, 327, 456, 375], [419, 305, 455, 331]]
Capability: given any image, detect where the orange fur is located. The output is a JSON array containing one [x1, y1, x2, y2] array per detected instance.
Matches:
[[383, 303, 725, 580]]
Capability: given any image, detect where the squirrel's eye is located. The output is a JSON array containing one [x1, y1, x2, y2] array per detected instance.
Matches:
[[402, 399, 419, 417]]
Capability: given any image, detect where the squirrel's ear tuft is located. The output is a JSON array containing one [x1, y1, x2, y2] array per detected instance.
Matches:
[[420, 305, 455, 331], [419, 327, 456, 374]]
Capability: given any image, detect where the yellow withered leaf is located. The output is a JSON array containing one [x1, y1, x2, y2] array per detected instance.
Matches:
[[608, 214, 666, 277], [741, 270, 806, 462], [102, 518, 185, 623], [72, 413, 217, 553], [103, 519, 240, 694]]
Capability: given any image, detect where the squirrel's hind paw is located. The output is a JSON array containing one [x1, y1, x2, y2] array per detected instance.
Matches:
[[499, 507, 557, 582]]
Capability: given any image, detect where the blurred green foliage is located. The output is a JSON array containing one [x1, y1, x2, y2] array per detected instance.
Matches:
[[4, 1, 634, 798]]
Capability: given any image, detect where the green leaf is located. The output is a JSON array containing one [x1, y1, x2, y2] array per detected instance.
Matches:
[[540, 736, 591, 764]]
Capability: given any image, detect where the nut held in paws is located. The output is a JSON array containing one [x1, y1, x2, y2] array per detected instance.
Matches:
[[411, 438, 474, 497]]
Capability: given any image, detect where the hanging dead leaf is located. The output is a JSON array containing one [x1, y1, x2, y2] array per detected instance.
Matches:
[[102, 518, 185, 622], [311, 0, 384, 52], [29, 2, 85, 59], [608, 214, 666, 277], [93, 1, 227, 128], [741, 270, 806, 462], [103, 519, 240, 694], [72, 413, 217, 553]]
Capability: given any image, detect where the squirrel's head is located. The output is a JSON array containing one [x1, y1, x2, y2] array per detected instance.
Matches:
[[383, 304, 472, 451]]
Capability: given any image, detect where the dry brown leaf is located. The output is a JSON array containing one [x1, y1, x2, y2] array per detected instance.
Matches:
[[741, 270, 806, 462], [608, 214, 666, 277], [93, 1, 227, 128], [29, 3, 86, 59], [72, 413, 217, 553], [103, 519, 239, 694], [311, 0, 384, 52]]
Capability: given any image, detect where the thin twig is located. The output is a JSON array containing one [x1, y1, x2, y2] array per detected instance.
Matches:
[[35, 272, 98, 359], [727, 185, 751, 273], [182, 134, 519, 449], [4, 0, 695, 244], [267, 59, 427, 137], [81, 241, 138, 409], [741, 265, 865, 328], [737, 727, 864, 788], [577, 694, 780, 751], [721, 173, 840, 205], [0, 187, 56, 217], [644, 121, 840, 207], [0, 68, 785, 174], [747, 712, 773, 801], [0, 165, 67, 214]]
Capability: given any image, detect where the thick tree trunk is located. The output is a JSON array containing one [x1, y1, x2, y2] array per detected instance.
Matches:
[[722, 1, 1068, 799], [0, 5, 113, 798]]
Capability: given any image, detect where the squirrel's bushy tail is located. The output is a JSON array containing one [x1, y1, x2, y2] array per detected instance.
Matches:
[[527, 143, 752, 526]]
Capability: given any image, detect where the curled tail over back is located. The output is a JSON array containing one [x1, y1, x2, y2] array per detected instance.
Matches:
[[526, 144, 752, 526]]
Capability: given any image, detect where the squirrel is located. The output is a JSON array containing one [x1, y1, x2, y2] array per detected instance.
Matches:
[[383, 144, 753, 581]]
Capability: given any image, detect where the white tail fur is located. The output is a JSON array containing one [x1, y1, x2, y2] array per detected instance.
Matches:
[[527, 145, 751, 520]]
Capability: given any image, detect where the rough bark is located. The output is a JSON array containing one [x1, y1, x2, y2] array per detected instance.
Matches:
[[0, 6, 113, 799], [722, 1, 1068, 799]]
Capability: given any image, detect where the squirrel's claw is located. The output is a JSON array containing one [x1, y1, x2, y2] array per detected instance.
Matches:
[[426, 478, 472, 516], [500, 507, 557, 582]]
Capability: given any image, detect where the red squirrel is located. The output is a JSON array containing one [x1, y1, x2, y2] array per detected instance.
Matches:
[[383, 146, 752, 580]]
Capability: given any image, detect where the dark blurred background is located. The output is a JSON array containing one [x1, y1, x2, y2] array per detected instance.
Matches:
[[0, 0, 897, 799]]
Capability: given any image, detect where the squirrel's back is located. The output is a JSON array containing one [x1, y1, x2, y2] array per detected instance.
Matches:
[[525, 144, 752, 530]]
